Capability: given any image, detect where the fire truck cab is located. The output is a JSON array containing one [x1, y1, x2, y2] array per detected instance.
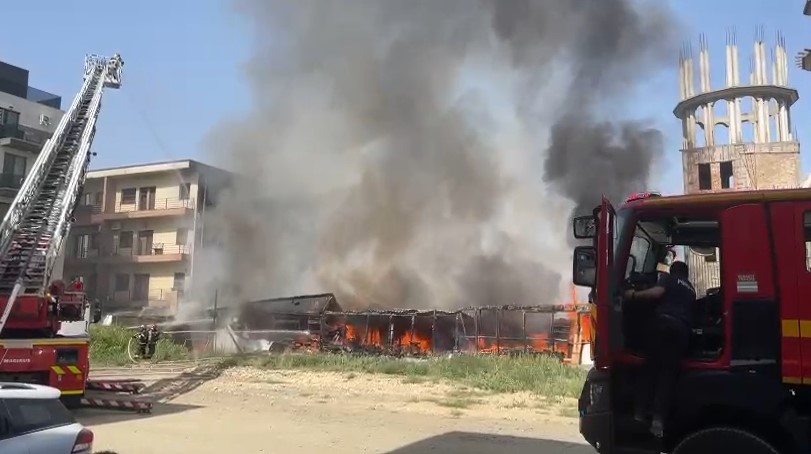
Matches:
[[574, 189, 811, 454]]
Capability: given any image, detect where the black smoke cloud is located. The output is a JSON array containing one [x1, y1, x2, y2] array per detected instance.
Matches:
[[192, 0, 677, 313]]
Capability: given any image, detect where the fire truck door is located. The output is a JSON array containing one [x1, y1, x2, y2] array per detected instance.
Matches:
[[776, 202, 811, 384], [720, 203, 779, 368], [595, 196, 617, 368]]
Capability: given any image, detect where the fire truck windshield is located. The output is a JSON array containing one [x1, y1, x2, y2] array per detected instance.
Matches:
[[613, 208, 634, 275]]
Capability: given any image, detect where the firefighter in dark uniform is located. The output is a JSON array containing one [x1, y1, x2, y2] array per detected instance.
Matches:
[[624, 260, 695, 438], [145, 324, 161, 359], [133, 325, 149, 358]]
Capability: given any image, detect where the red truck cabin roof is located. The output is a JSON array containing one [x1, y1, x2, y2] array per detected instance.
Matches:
[[621, 187, 811, 212]]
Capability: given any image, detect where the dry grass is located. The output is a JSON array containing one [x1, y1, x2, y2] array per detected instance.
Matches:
[[218, 352, 587, 401]]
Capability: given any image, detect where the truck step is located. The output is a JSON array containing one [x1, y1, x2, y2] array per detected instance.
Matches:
[[80, 396, 152, 413], [86, 380, 145, 394]]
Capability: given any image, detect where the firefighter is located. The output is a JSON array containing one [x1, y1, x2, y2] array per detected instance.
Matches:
[[133, 325, 149, 358], [623, 260, 695, 438], [145, 324, 161, 359]]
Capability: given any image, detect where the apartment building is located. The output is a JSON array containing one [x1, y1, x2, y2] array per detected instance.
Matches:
[[0, 60, 64, 218], [63, 159, 230, 315]]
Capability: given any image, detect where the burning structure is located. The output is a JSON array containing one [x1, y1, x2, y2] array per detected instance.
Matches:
[[178, 293, 592, 364]]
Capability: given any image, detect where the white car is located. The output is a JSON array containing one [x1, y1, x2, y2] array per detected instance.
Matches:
[[0, 382, 93, 454]]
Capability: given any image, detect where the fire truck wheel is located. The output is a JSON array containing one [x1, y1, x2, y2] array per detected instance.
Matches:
[[61, 394, 83, 409], [673, 427, 781, 454]]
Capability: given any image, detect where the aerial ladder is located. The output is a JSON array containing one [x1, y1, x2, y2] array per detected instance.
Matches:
[[0, 54, 124, 404]]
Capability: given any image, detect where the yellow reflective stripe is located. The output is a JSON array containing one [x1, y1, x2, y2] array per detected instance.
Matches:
[[60, 390, 84, 395], [783, 320, 800, 338], [780, 319, 811, 338], [781, 376, 811, 385], [66, 365, 82, 375], [51, 366, 65, 375]]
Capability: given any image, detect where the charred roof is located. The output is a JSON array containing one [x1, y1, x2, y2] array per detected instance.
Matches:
[[243, 293, 342, 316]]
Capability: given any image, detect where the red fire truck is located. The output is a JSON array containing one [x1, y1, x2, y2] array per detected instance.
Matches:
[[574, 190, 811, 454], [0, 54, 123, 407]]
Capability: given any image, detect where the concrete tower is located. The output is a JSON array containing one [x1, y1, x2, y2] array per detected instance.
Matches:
[[674, 30, 801, 295]]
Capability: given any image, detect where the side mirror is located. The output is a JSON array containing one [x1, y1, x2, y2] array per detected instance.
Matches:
[[573, 246, 597, 287], [92, 307, 102, 324], [573, 215, 596, 239]]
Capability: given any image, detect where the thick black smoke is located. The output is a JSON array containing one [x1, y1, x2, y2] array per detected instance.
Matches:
[[192, 0, 677, 313]]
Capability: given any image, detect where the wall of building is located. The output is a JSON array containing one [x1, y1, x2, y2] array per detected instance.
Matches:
[[0, 91, 62, 136], [62, 160, 231, 315], [108, 171, 199, 212]]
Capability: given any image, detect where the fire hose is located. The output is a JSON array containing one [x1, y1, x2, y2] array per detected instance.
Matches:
[[126, 337, 161, 363]]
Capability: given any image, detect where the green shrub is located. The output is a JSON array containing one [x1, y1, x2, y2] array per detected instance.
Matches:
[[89, 325, 190, 366]]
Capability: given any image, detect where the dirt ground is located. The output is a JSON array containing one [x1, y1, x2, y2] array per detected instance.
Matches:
[[77, 366, 595, 454]]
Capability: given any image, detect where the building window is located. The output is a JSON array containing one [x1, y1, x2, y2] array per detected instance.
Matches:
[[83, 192, 95, 206], [3, 153, 26, 176], [121, 188, 136, 205], [176, 228, 188, 245], [179, 183, 191, 200], [114, 274, 130, 292], [719, 161, 734, 189], [118, 231, 133, 249], [697, 163, 712, 190], [173, 273, 185, 290], [0, 108, 20, 126]]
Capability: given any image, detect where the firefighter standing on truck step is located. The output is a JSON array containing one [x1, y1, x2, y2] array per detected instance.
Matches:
[[623, 260, 695, 439]]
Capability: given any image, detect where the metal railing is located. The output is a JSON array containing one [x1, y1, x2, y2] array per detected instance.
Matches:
[[110, 288, 180, 304], [71, 243, 190, 259], [0, 173, 25, 190], [112, 243, 190, 256], [0, 124, 49, 145], [113, 197, 194, 213], [0, 124, 24, 140]]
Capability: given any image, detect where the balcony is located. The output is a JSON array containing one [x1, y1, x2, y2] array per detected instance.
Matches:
[[0, 124, 49, 152], [67, 243, 190, 264], [0, 173, 25, 190], [89, 197, 195, 223]]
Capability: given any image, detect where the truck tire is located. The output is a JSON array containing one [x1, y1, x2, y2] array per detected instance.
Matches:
[[673, 427, 781, 454]]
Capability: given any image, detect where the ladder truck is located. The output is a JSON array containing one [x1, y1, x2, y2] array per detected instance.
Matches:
[[0, 54, 123, 407]]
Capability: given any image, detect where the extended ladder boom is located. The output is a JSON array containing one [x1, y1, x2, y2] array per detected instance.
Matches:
[[0, 54, 123, 333]]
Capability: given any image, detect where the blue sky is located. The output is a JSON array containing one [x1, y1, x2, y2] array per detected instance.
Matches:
[[2, 0, 810, 196]]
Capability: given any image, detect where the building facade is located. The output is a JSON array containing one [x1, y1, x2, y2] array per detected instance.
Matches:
[[62, 159, 229, 316], [676, 32, 801, 295], [0, 60, 64, 218]]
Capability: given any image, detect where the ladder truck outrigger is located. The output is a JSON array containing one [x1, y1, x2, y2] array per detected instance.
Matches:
[[0, 54, 123, 408]]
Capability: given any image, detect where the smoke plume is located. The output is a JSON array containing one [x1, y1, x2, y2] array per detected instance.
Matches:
[[194, 0, 676, 312]]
